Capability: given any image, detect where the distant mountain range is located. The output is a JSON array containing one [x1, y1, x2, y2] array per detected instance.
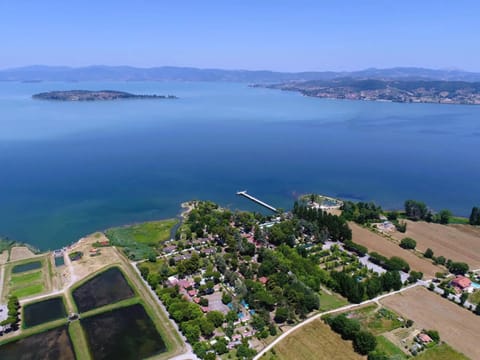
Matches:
[[1, 65, 480, 83]]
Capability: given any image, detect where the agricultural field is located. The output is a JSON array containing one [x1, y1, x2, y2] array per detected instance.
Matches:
[[350, 223, 441, 278], [268, 319, 363, 360], [380, 286, 480, 359], [2, 256, 52, 301], [415, 343, 469, 360], [391, 221, 480, 269]]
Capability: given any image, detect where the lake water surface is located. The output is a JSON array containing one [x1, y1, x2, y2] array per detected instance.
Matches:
[[0, 81, 479, 250]]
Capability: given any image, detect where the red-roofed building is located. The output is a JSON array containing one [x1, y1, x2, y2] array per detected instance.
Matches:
[[188, 289, 197, 297], [417, 333, 433, 344], [201, 306, 209, 313], [178, 279, 194, 289], [451, 275, 472, 292]]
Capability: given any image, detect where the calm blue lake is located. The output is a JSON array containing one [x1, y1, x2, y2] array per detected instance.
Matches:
[[0, 81, 479, 250]]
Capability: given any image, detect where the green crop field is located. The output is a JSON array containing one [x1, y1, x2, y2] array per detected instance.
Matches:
[[375, 335, 406, 359], [11, 271, 42, 286], [12, 284, 44, 298]]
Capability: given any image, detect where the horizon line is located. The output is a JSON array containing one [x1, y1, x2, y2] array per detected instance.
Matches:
[[0, 64, 475, 74]]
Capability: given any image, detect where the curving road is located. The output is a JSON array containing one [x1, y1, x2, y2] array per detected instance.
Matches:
[[253, 282, 423, 360]]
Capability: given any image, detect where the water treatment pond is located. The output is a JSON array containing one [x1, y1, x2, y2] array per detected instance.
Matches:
[[23, 297, 67, 328], [72, 267, 134, 313], [81, 303, 166, 360], [0, 325, 75, 360], [54, 256, 65, 267], [12, 261, 42, 274]]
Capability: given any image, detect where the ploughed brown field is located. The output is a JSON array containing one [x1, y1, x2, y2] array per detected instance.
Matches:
[[350, 223, 441, 278], [391, 221, 480, 269], [273, 319, 363, 360], [381, 286, 480, 360]]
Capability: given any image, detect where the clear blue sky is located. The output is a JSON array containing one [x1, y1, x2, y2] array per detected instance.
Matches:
[[1, 0, 478, 71]]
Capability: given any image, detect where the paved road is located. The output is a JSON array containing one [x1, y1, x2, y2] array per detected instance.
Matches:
[[130, 261, 199, 360], [253, 282, 422, 360]]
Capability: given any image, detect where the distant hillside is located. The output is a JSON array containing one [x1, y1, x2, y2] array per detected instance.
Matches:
[[259, 78, 480, 105], [1, 65, 480, 83]]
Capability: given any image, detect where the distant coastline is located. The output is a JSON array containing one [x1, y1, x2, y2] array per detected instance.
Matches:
[[253, 79, 480, 105], [32, 90, 178, 101]]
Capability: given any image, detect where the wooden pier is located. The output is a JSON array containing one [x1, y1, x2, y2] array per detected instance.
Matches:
[[236, 191, 278, 212]]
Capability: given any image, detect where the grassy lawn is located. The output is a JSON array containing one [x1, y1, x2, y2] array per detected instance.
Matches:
[[12, 283, 44, 298], [106, 219, 178, 246], [272, 319, 363, 360], [376, 335, 407, 359], [449, 216, 469, 224], [69, 321, 91, 360], [11, 271, 42, 286], [319, 291, 349, 311], [105, 219, 178, 260], [416, 343, 469, 360]]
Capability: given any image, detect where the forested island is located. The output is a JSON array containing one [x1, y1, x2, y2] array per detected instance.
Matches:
[[255, 78, 480, 105], [32, 90, 178, 101]]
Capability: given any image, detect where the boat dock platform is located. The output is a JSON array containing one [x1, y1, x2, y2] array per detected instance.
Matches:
[[236, 191, 278, 212]]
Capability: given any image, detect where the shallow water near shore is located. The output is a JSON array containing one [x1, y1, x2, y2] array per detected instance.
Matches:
[[0, 81, 479, 250]]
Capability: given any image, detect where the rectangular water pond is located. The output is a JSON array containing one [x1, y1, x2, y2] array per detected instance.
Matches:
[[81, 303, 166, 360], [0, 325, 75, 360], [72, 267, 134, 313], [12, 261, 42, 274], [23, 297, 67, 328], [54, 256, 65, 267]]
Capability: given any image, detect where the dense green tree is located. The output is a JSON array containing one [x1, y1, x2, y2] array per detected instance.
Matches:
[[424, 248, 434, 259], [226, 310, 237, 323], [274, 307, 289, 323], [400, 237, 416, 250], [404, 200, 429, 221], [329, 314, 360, 340], [435, 209, 452, 224], [425, 329, 440, 342], [447, 261, 469, 275], [469, 206, 480, 225], [206, 311, 225, 328], [407, 271, 423, 283], [353, 331, 377, 355], [365, 276, 383, 299]]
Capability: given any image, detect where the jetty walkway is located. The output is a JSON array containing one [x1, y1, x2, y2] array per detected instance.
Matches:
[[236, 191, 278, 212]]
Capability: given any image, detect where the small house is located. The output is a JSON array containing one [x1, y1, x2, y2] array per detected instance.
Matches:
[[451, 275, 473, 293], [417, 333, 433, 344]]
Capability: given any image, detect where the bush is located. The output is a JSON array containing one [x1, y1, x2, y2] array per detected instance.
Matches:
[[434, 255, 446, 265], [424, 248, 434, 258], [407, 271, 423, 283], [400, 237, 416, 250], [343, 240, 368, 256], [425, 329, 440, 342], [274, 307, 289, 323]]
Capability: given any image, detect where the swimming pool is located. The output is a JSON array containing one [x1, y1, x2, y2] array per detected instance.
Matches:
[[471, 282, 480, 289]]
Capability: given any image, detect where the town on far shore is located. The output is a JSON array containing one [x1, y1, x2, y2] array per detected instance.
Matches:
[[1, 193, 480, 360]]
